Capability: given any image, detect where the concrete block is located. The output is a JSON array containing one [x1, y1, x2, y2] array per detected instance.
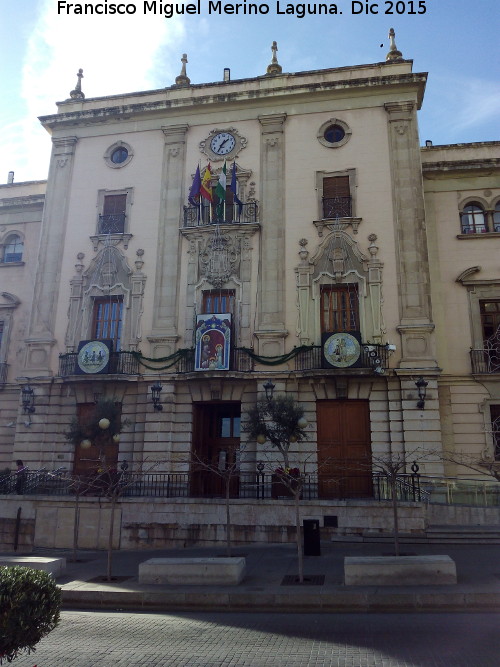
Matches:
[[344, 555, 457, 586], [138, 556, 246, 585], [0, 556, 66, 577]]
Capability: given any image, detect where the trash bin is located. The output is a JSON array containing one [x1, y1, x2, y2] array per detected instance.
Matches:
[[303, 519, 321, 556]]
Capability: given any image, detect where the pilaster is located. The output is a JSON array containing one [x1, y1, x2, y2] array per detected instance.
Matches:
[[24, 136, 78, 376], [385, 102, 437, 368], [150, 124, 188, 352], [255, 113, 288, 355]]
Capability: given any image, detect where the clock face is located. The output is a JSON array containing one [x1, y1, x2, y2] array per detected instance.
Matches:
[[210, 132, 236, 156]]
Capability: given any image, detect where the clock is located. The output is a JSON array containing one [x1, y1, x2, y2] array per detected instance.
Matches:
[[200, 127, 247, 161], [322, 332, 361, 369], [210, 132, 236, 156]]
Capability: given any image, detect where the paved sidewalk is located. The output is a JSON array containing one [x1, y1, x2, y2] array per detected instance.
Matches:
[[4, 541, 500, 613]]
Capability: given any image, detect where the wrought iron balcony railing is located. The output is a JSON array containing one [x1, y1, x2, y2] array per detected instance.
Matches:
[[471, 348, 500, 374], [177, 347, 254, 373], [322, 196, 352, 219], [295, 343, 389, 372], [183, 202, 258, 228], [58, 350, 139, 377], [98, 214, 126, 234]]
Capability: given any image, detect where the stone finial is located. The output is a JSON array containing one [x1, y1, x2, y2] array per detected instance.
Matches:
[[70, 68, 85, 99], [267, 41, 283, 76], [386, 28, 403, 61], [175, 53, 191, 87]]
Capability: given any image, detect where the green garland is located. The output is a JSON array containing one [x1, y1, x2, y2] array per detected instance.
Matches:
[[126, 345, 314, 370]]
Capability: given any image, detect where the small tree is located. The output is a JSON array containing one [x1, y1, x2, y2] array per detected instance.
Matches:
[[190, 451, 243, 557], [245, 395, 309, 582], [0, 566, 61, 664]]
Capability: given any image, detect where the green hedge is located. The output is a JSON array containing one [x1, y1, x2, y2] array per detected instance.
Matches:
[[0, 566, 61, 663]]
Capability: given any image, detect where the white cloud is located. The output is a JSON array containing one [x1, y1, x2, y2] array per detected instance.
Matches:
[[1, 0, 187, 182]]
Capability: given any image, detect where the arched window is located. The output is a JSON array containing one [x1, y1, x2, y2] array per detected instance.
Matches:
[[3, 234, 23, 262], [460, 203, 486, 234], [493, 202, 500, 233]]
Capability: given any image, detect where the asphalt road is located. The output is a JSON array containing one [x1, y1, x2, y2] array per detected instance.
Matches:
[[12, 610, 500, 666]]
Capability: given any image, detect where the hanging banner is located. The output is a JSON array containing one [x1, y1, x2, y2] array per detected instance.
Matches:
[[195, 314, 232, 371], [76, 339, 113, 374], [321, 331, 362, 369]]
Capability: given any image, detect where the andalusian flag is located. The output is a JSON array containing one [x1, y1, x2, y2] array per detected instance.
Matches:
[[200, 163, 213, 202], [215, 162, 227, 218]]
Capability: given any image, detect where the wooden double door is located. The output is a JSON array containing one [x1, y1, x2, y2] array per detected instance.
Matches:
[[316, 400, 372, 499], [191, 402, 241, 497]]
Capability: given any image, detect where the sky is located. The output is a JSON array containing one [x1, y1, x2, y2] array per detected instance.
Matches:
[[0, 0, 498, 183]]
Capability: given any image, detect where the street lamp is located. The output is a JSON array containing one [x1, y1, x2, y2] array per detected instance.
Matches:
[[151, 382, 163, 411], [415, 376, 428, 410], [263, 380, 275, 402], [21, 384, 35, 414]]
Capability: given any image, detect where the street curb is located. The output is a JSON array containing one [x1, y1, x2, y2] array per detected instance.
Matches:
[[61, 589, 500, 613]]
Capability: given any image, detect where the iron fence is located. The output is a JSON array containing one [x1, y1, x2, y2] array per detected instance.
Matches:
[[1, 469, 424, 502]]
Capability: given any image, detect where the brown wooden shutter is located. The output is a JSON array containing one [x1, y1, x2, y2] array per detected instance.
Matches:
[[103, 194, 127, 216], [323, 176, 350, 198]]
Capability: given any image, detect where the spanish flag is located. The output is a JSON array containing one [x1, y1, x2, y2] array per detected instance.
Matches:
[[200, 163, 213, 202]]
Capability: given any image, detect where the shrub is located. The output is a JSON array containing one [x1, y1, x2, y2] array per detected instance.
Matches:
[[0, 566, 61, 663]]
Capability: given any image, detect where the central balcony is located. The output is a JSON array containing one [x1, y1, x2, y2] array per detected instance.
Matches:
[[183, 202, 258, 228]]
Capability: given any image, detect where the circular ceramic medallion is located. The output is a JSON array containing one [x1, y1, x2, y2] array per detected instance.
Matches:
[[323, 332, 361, 368]]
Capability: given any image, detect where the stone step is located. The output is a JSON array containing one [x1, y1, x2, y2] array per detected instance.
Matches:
[[332, 525, 500, 545]]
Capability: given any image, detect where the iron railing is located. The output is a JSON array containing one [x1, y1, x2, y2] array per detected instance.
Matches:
[[183, 202, 258, 227], [471, 348, 500, 374], [322, 196, 352, 219], [0, 361, 8, 384], [177, 347, 254, 373], [58, 350, 139, 376], [98, 214, 126, 234], [1, 469, 423, 502], [295, 343, 389, 372]]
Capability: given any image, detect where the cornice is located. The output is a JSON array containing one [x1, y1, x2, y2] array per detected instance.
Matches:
[[39, 72, 427, 130]]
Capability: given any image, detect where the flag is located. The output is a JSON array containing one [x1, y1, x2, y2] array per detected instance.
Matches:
[[215, 162, 227, 218], [200, 163, 213, 202], [230, 162, 243, 216], [188, 164, 201, 206]]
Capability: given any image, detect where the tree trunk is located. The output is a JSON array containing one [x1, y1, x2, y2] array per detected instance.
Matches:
[[72, 492, 80, 563], [225, 478, 232, 557], [295, 488, 304, 583], [106, 496, 116, 581], [391, 477, 400, 557]]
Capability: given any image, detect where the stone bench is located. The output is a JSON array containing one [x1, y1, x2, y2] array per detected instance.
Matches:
[[344, 555, 457, 586], [0, 556, 66, 577], [139, 557, 246, 585]]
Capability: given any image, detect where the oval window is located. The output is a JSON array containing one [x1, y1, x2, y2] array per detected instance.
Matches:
[[323, 124, 345, 144], [111, 147, 129, 164]]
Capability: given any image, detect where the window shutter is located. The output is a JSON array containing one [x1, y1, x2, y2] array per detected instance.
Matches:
[[323, 176, 350, 198], [103, 194, 127, 216]]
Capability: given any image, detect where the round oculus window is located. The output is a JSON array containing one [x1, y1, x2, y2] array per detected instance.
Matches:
[[323, 124, 345, 144], [111, 147, 129, 164]]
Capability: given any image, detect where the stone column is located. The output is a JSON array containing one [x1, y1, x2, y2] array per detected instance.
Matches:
[[255, 113, 288, 356], [385, 102, 437, 368], [149, 124, 188, 357], [24, 136, 78, 376]]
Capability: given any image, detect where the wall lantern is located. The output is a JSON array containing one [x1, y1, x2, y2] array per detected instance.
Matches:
[[263, 380, 275, 402], [415, 376, 428, 409], [21, 384, 35, 414], [151, 382, 163, 411]]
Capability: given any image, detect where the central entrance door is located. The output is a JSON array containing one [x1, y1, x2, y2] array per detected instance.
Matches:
[[191, 402, 241, 497], [316, 399, 372, 499]]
